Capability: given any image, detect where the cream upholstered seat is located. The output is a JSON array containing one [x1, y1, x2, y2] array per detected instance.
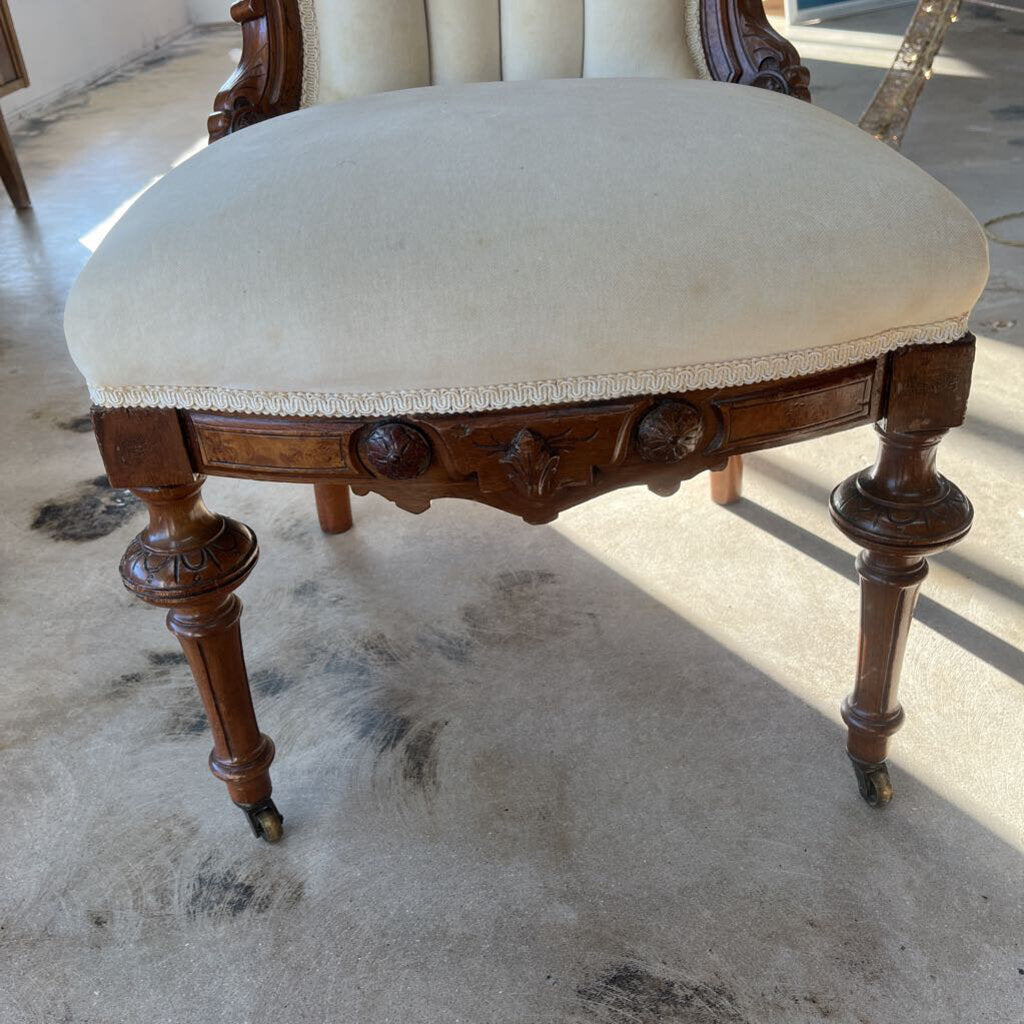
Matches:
[[64, 78, 988, 418], [60, 1, 991, 843]]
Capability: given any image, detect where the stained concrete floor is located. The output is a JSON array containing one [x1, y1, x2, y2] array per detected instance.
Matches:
[[1, 11, 1022, 1023]]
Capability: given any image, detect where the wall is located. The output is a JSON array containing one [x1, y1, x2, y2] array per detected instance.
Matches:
[[187, 0, 233, 24], [2, 0, 192, 121]]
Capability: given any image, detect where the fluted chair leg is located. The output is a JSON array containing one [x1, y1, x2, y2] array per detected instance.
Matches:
[[120, 477, 282, 841], [830, 425, 972, 806]]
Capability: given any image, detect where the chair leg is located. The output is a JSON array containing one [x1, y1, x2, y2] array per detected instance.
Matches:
[[710, 455, 743, 505], [0, 109, 31, 210], [314, 482, 353, 533], [830, 425, 972, 806], [120, 477, 282, 841]]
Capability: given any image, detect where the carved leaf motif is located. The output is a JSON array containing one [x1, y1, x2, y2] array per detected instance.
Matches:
[[498, 430, 562, 499], [476, 427, 600, 499]]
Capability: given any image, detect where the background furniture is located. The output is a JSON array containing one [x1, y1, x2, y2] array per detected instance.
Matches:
[[64, 0, 986, 842], [0, 0, 29, 210]]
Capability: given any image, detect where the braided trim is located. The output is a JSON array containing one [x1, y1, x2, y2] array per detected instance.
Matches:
[[87, 314, 970, 418]]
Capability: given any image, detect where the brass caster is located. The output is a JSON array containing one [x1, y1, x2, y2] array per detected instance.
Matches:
[[240, 799, 285, 842], [851, 759, 894, 807]]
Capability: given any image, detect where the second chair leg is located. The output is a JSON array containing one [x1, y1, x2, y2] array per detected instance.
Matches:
[[314, 482, 354, 534], [830, 426, 972, 806], [710, 456, 743, 505]]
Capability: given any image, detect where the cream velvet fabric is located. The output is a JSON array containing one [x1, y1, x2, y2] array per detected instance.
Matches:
[[303, 0, 704, 104], [65, 79, 988, 418]]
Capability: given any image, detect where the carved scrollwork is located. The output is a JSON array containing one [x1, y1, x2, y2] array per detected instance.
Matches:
[[208, 0, 303, 143], [700, 0, 811, 101], [830, 422, 973, 556], [637, 401, 704, 462], [830, 472, 973, 552], [358, 423, 432, 480], [121, 517, 259, 604]]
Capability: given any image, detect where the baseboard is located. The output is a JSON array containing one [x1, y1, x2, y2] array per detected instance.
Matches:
[[2, 24, 196, 130]]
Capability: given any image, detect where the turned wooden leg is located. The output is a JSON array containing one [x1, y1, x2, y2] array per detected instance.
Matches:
[[314, 481, 353, 534], [120, 477, 282, 841], [710, 455, 743, 505], [0, 109, 30, 210], [830, 425, 972, 806]]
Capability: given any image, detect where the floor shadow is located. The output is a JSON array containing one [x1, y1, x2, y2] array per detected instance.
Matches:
[[750, 452, 1024, 615]]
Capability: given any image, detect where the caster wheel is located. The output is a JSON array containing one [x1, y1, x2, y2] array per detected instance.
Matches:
[[852, 760, 893, 807], [241, 799, 285, 842]]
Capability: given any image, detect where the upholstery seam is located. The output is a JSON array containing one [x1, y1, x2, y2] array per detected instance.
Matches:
[[85, 314, 971, 418]]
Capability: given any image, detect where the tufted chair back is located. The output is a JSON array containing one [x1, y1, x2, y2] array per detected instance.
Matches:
[[208, 0, 809, 140], [299, 0, 708, 107]]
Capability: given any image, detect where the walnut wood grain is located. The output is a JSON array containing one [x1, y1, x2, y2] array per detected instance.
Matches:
[[92, 407, 194, 489], [700, 0, 811, 100], [208, 0, 303, 143], [169, 359, 888, 525], [710, 456, 744, 506], [829, 337, 975, 804], [94, 336, 976, 830], [314, 482, 354, 534], [122, 478, 279, 835]]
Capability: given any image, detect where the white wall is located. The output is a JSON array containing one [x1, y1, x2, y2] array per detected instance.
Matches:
[[2, 0, 192, 121], [188, 0, 233, 24]]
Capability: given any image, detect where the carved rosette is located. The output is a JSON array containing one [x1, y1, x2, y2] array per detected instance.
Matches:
[[358, 423, 432, 480], [637, 402, 704, 462], [121, 518, 259, 605]]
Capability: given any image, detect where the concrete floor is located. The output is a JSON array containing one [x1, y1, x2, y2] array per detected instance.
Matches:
[[1, 11, 1022, 1023]]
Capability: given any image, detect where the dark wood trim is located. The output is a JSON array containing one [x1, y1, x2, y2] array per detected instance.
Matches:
[[99, 338, 975, 834], [111, 357, 886, 526], [91, 407, 193, 489], [208, 0, 304, 143], [0, 0, 29, 100], [829, 336, 975, 805], [123, 478, 283, 840], [700, 0, 811, 100], [0, 106, 29, 209]]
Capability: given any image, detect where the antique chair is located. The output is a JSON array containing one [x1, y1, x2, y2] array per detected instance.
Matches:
[[63, 0, 988, 842]]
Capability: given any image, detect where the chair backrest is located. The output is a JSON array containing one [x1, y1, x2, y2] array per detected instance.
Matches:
[[305, 0, 705, 105], [210, 0, 809, 141]]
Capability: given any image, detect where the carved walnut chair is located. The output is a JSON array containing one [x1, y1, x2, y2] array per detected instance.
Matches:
[[63, 0, 988, 842]]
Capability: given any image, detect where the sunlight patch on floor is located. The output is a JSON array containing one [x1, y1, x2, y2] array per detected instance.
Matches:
[[552, 495, 1024, 854], [78, 135, 207, 253]]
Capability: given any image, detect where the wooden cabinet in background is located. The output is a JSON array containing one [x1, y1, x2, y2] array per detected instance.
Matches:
[[0, 0, 30, 210]]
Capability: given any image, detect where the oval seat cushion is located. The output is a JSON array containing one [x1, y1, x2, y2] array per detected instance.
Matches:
[[64, 78, 988, 417]]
